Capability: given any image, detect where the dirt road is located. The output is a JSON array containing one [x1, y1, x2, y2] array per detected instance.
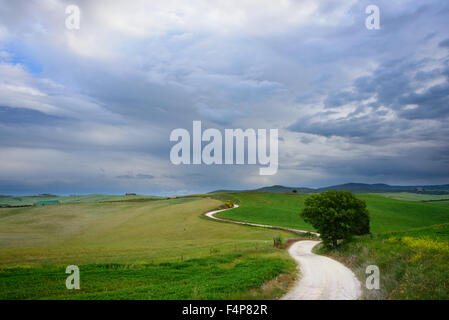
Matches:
[[204, 205, 319, 236], [281, 240, 361, 300], [204, 205, 361, 300]]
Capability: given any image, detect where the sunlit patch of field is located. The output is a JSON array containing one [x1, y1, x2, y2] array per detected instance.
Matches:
[[213, 193, 449, 234]]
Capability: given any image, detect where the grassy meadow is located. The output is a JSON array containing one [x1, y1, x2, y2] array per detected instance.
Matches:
[[213, 193, 313, 230], [0, 197, 296, 299]]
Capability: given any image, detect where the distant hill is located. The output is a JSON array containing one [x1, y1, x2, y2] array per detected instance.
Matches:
[[209, 183, 449, 194], [210, 185, 314, 194], [319, 183, 449, 193], [209, 189, 246, 194], [254, 185, 316, 193], [317, 183, 400, 193]]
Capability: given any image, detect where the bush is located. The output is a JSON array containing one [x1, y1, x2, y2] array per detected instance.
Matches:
[[224, 200, 234, 208], [300, 190, 370, 248], [273, 235, 283, 248]]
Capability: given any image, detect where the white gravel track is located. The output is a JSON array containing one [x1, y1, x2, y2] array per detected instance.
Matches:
[[204, 205, 319, 236], [281, 240, 361, 300], [204, 204, 361, 300]]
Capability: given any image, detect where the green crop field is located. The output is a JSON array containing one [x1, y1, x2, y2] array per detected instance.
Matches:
[[214, 193, 449, 234], [379, 192, 449, 202], [0, 194, 161, 207], [0, 197, 296, 299], [213, 193, 312, 230]]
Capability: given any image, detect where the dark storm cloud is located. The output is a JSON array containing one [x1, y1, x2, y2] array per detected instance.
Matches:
[[399, 81, 449, 119], [288, 113, 410, 141], [0, 0, 449, 194], [317, 147, 449, 183], [290, 57, 449, 139], [116, 174, 154, 180], [0, 106, 67, 124], [439, 38, 449, 48]]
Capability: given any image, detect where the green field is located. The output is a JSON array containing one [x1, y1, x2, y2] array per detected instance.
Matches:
[[0, 197, 296, 299], [0, 253, 294, 300], [0, 194, 160, 207], [213, 193, 312, 230], [214, 193, 449, 233], [379, 192, 449, 202]]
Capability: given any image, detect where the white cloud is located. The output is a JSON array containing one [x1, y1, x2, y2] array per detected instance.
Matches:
[[88, 0, 357, 37], [0, 62, 122, 121]]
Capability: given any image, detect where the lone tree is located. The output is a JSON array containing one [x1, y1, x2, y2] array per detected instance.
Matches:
[[300, 190, 370, 248]]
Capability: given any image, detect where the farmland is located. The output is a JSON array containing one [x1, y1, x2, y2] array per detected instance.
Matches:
[[378, 192, 449, 202], [0, 194, 160, 207], [2, 191, 449, 299], [0, 197, 295, 299]]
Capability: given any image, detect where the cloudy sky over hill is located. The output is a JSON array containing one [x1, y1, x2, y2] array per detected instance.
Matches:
[[0, 0, 448, 195]]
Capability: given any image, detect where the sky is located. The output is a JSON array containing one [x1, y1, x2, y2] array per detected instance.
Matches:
[[0, 0, 448, 196]]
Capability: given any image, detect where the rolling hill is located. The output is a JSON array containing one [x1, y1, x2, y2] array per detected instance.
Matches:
[[210, 183, 449, 194]]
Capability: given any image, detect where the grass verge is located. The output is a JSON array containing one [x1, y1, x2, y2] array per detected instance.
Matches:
[[315, 223, 449, 299]]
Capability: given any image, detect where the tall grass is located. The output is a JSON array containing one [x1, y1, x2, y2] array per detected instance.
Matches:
[[316, 223, 449, 299]]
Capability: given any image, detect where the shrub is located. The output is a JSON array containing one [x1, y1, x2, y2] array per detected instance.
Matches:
[[224, 200, 234, 208], [273, 235, 283, 248]]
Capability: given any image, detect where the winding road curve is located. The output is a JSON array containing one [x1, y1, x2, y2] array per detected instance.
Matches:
[[204, 204, 361, 300], [204, 205, 320, 236], [281, 240, 361, 300]]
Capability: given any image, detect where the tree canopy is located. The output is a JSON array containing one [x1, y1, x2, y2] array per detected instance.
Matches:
[[300, 190, 370, 248]]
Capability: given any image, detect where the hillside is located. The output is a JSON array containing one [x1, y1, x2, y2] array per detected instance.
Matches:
[[213, 192, 449, 233], [319, 183, 449, 193], [210, 185, 314, 194], [210, 183, 449, 194]]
